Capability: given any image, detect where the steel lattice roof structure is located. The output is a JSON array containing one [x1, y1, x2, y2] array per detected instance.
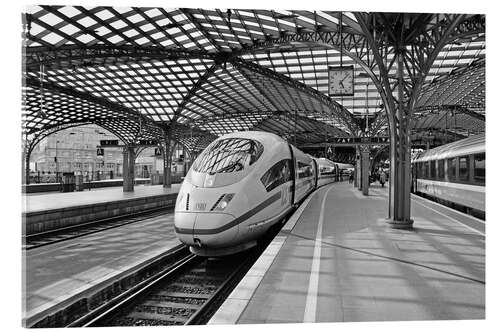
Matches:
[[22, 6, 485, 152]]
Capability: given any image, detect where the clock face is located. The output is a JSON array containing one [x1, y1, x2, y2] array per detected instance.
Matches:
[[328, 66, 354, 96]]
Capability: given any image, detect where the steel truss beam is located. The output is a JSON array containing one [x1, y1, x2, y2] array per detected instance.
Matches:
[[24, 45, 216, 71], [25, 77, 164, 143], [231, 59, 358, 133], [415, 104, 485, 122], [23, 11, 484, 165]]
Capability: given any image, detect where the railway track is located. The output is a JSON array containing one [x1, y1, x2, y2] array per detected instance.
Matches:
[[68, 248, 259, 327], [23, 207, 172, 250]]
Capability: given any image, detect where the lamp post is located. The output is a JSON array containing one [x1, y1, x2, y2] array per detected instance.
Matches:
[[55, 139, 60, 183]]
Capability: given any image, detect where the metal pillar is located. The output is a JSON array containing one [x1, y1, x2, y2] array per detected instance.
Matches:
[[122, 145, 135, 192], [361, 146, 370, 196], [163, 148, 172, 188], [23, 150, 30, 185], [162, 125, 174, 188], [387, 52, 413, 228], [355, 147, 361, 189]]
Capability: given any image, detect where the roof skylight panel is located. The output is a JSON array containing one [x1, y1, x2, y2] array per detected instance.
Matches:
[[113, 7, 132, 15], [76, 34, 95, 43], [123, 28, 139, 38], [135, 36, 150, 45], [42, 32, 65, 45], [107, 35, 124, 43]]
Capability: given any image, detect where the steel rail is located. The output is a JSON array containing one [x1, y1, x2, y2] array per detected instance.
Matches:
[[23, 207, 173, 250], [68, 250, 197, 327]]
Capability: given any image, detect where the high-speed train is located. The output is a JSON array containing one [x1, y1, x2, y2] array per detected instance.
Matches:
[[174, 131, 341, 256], [412, 133, 485, 219]]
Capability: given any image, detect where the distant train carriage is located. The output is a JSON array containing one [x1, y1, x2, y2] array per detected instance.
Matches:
[[412, 133, 485, 219]]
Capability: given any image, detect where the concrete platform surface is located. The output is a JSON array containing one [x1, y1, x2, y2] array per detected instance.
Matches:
[[22, 183, 180, 213], [210, 182, 485, 324], [22, 212, 180, 324]]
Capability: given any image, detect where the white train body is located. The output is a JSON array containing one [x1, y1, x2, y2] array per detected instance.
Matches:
[[412, 134, 485, 215], [316, 158, 337, 187], [174, 131, 331, 256]]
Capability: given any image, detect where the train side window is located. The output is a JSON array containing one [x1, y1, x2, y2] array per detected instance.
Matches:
[[473, 153, 485, 184], [260, 159, 292, 192], [416, 162, 422, 178], [437, 160, 445, 180], [459, 156, 469, 181], [430, 160, 436, 179], [447, 157, 456, 181], [423, 162, 428, 179], [297, 161, 312, 179]]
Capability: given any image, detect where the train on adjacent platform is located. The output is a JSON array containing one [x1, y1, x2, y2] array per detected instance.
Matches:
[[174, 131, 351, 256], [411, 133, 485, 219]]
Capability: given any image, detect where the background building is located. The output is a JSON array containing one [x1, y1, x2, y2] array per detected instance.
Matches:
[[29, 125, 123, 183]]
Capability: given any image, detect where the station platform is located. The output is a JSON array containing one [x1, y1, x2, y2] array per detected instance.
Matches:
[[22, 184, 181, 236], [23, 211, 181, 327], [23, 183, 180, 214], [210, 181, 485, 324]]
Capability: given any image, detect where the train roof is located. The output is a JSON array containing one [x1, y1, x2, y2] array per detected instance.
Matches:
[[413, 133, 485, 162]]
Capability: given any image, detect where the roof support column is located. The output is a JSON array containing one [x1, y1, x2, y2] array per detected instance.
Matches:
[[386, 51, 413, 227], [353, 13, 470, 229], [162, 125, 174, 188], [360, 145, 370, 196], [355, 147, 361, 189], [23, 149, 30, 185], [122, 145, 135, 192]]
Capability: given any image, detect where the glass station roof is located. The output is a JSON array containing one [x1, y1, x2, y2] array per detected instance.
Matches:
[[22, 6, 485, 149]]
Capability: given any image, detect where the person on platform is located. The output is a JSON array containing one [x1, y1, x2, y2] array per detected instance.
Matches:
[[349, 171, 354, 184], [379, 170, 386, 187]]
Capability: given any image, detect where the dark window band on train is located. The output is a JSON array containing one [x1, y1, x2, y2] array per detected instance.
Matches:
[[459, 156, 469, 181], [193, 138, 264, 174], [260, 159, 293, 192], [474, 153, 485, 184], [297, 161, 313, 179], [437, 160, 445, 180], [430, 160, 436, 179], [416, 154, 485, 186], [447, 157, 456, 181]]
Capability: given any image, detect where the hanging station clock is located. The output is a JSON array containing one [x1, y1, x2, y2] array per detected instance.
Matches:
[[328, 66, 355, 96]]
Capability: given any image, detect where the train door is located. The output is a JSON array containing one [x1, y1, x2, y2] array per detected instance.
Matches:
[[312, 159, 318, 188], [287, 144, 296, 205]]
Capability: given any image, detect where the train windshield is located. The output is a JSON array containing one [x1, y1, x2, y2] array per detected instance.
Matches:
[[193, 138, 264, 174]]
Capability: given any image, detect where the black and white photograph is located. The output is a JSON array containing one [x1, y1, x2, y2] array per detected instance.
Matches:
[[6, 0, 496, 331]]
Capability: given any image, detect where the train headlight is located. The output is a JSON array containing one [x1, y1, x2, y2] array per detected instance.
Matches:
[[176, 192, 190, 211], [211, 193, 235, 211]]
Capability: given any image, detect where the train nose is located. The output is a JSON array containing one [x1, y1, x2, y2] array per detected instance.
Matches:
[[174, 212, 197, 245], [174, 212, 238, 248]]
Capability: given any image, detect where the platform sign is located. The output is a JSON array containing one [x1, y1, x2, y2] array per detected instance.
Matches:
[[96, 148, 104, 156], [100, 139, 119, 146], [138, 139, 158, 146], [330, 137, 390, 145], [302, 136, 390, 149]]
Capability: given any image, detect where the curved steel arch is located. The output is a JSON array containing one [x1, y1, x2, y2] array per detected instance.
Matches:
[[24, 76, 164, 143]]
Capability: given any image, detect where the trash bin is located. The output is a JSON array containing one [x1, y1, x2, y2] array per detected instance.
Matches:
[[75, 174, 84, 191], [62, 172, 75, 192]]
